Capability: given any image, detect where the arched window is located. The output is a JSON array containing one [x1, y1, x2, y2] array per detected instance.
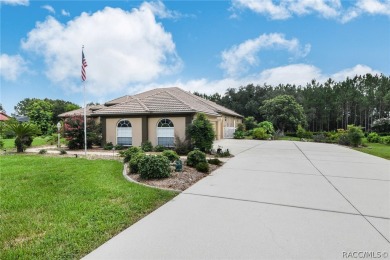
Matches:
[[117, 119, 132, 146], [157, 118, 174, 147]]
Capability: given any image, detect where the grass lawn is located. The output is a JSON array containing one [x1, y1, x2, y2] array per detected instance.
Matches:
[[0, 155, 178, 259], [354, 141, 390, 160], [2, 137, 66, 150]]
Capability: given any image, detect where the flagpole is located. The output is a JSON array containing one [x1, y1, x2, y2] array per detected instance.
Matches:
[[82, 45, 87, 157]]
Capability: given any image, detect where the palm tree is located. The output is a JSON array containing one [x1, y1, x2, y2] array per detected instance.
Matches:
[[4, 120, 40, 152]]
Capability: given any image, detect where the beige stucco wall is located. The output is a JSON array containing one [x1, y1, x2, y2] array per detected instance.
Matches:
[[105, 117, 142, 146], [148, 117, 186, 146], [206, 115, 242, 140]]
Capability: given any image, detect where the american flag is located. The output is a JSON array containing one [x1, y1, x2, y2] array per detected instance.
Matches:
[[81, 49, 87, 81]]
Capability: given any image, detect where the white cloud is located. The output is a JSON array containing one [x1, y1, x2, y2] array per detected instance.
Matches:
[[231, 0, 390, 22], [0, 0, 29, 6], [220, 33, 310, 76], [42, 5, 55, 14], [140, 0, 183, 19], [21, 4, 182, 96], [130, 63, 381, 96], [61, 9, 70, 17], [0, 54, 28, 81], [331, 64, 381, 81]]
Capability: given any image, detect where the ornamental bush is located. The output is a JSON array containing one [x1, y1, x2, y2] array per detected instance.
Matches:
[[207, 158, 222, 165], [162, 150, 179, 162], [187, 150, 207, 167], [380, 136, 390, 145], [141, 141, 153, 152], [367, 132, 381, 143], [154, 145, 165, 152], [347, 125, 364, 147], [119, 146, 142, 163], [258, 121, 275, 135], [233, 130, 245, 139], [187, 113, 215, 152], [252, 127, 269, 140], [196, 162, 209, 173], [139, 155, 171, 179], [129, 152, 146, 173]]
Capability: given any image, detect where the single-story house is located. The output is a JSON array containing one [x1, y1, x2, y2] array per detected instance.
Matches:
[[59, 87, 243, 147]]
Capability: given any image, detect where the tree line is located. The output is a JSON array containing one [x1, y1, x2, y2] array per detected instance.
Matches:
[[195, 73, 390, 132]]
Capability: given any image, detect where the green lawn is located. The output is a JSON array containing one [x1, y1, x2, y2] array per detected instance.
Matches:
[[0, 155, 177, 259], [354, 142, 390, 160], [2, 137, 66, 150]]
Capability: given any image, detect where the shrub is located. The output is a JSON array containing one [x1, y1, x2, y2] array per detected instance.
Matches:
[[244, 116, 257, 131], [187, 113, 215, 152], [313, 133, 327, 143], [139, 155, 171, 179], [141, 141, 153, 152], [154, 145, 165, 152], [252, 127, 269, 140], [347, 125, 364, 147], [367, 132, 381, 143], [233, 130, 245, 139], [216, 149, 231, 157], [114, 144, 126, 150], [338, 133, 350, 146], [64, 115, 100, 150], [15, 136, 34, 152], [129, 152, 146, 173], [38, 149, 47, 154], [196, 162, 209, 173], [187, 150, 207, 167], [162, 150, 179, 162], [59, 149, 67, 155], [207, 158, 222, 165], [119, 146, 142, 163], [380, 136, 390, 145], [103, 142, 114, 150], [236, 123, 245, 132], [174, 136, 192, 155], [296, 124, 305, 139], [258, 121, 275, 135]]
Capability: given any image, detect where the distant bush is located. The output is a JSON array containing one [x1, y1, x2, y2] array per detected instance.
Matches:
[[252, 127, 269, 140], [129, 152, 146, 173], [367, 132, 381, 143], [347, 125, 364, 147], [296, 124, 312, 139], [103, 142, 114, 150], [244, 116, 257, 131], [258, 121, 275, 135], [38, 149, 47, 154], [337, 133, 350, 146], [233, 130, 245, 139], [187, 150, 207, 167], [207, 158, 222, 165], [196, 162, 209, 173], [59, 149, 67, 155], [154, 145, 166, 152], [141, 141, 153, 152], [236, 123, 245, 132], [380, 136, 390, 145], [139, 155, 170, 179], [162, 150, 179, 162], [119, 146, 142, 163], [313, 133, 327, 143]]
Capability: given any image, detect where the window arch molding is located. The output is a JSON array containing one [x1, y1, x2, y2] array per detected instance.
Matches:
[[157, 118, 174, 147], [116, 119, 132, 146]]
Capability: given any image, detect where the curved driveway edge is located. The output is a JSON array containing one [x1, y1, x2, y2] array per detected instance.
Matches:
[[84, 140, 390, 259]]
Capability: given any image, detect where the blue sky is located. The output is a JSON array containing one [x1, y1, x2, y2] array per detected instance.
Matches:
[[1, 0, 389, 114]]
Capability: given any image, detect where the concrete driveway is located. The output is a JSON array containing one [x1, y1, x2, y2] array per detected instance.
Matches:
[[84, 140, 390, 259]]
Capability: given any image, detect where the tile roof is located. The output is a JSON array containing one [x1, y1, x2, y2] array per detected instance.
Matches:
[[68, 87, 243, 117], [58, 105, 104, 117]]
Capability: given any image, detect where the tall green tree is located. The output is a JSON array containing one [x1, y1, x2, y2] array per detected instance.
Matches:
[[27, 100, 54, 135], [260, 95, 307, 134]]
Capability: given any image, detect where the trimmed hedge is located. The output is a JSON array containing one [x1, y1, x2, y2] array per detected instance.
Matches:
[[139, 155, 171, 179], [187, 150, 207, 167]]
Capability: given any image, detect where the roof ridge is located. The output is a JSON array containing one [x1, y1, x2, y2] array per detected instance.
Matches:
[[164, 90, 195, 111], [134, 97, 150, 112]]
